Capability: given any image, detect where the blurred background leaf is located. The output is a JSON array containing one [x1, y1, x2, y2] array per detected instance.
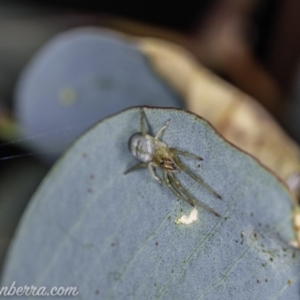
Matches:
[[14, 28, 181, 160]]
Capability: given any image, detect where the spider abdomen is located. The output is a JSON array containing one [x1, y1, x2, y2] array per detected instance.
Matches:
[[129, 133, 156, 163]]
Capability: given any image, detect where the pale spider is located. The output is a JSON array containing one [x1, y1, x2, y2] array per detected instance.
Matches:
[[124, 109, 221, 217]]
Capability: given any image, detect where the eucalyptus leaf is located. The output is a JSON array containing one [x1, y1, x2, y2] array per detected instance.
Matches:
[[2, 107, 299, 299], [15, 29, 181, 160]]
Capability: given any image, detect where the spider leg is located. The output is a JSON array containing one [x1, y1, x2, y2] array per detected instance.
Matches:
[[140, 109, 147, 136], [164, 170, 191, 203], [173, 156, 222, 199], [124, 162, 147, 174], [155, 119, 170, 139], [170, 148, 203, 161], [169, 173, 220, 217], [148, 162, 162, 185]]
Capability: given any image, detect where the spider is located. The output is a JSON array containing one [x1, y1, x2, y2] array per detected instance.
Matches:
[[124, 109, 221, 217]]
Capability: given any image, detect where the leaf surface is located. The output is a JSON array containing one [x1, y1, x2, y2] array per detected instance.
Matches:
[[2, 107, 299, 300]]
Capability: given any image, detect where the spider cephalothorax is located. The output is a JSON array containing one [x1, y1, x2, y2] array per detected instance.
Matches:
[[125, 109, 221, 217], [154, 148, 178, 171]]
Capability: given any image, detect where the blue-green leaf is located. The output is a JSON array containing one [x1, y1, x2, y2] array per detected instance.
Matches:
[[15, 29, 181, 160], [2, 107, 299, 299]]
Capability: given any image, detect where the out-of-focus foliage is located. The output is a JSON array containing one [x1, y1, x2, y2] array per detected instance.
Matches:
[[15, 29, 181, 160]]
